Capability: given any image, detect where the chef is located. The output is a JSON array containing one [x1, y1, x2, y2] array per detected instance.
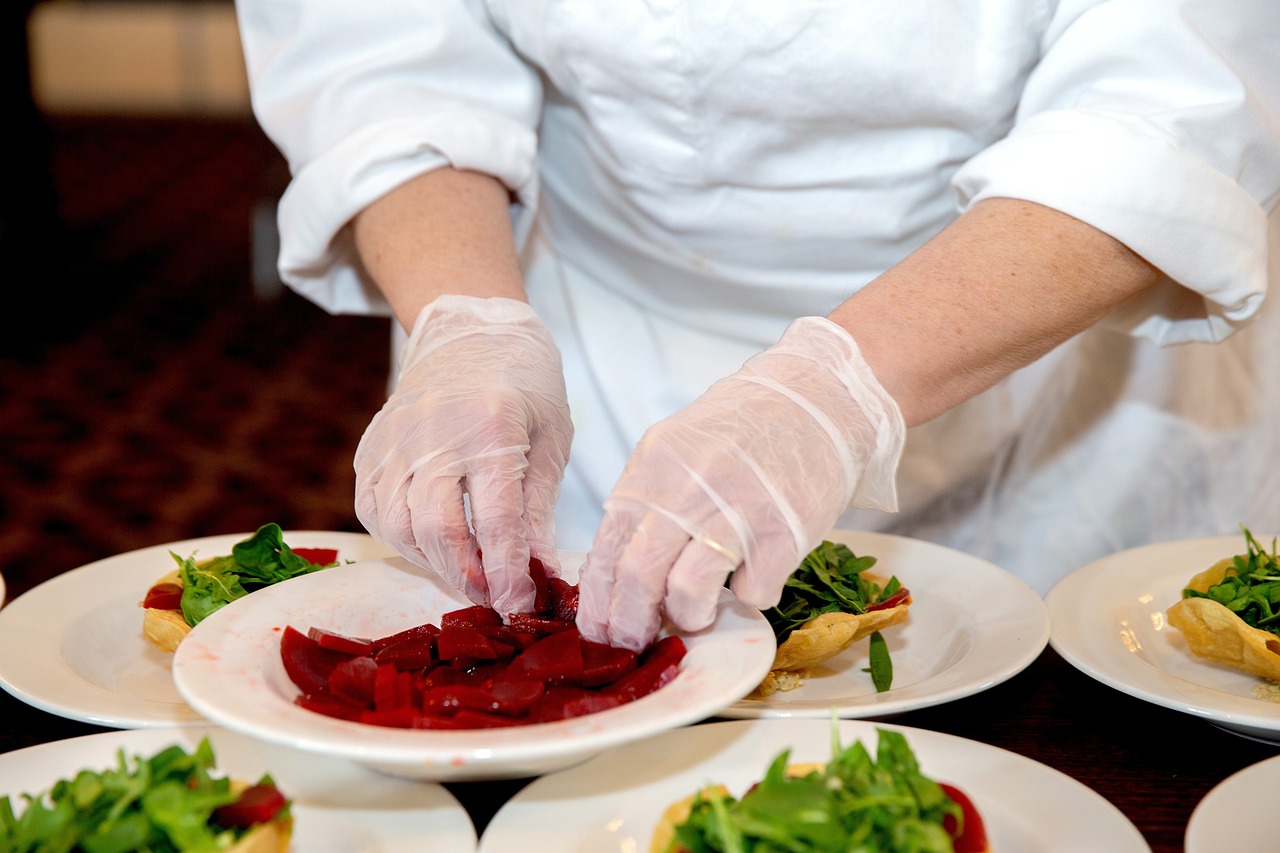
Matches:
[[235, 1, 1280, 649]]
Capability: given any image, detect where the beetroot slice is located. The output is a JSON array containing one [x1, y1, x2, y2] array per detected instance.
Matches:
[[294, 693, 362, 721], [547, 578, 580, 622], [142, 582, 183, 611], [437, 625, 499, 661], [371, 622, 439, 653], [213, 784, 288, 828], [291, 547, 339, 565], [440, 605, 503, 629], [281, 625, 356, 696], [328, 656, 377, 707], [607, 636, 688, 702], [410, 712, 475, 730], [505, 628, 585, 681], [528, 556, 553, 613], [560, 640, 638, 688], [475, 623, 534, 650], [421, 679, 545, 716], [374, 635, 435, 670], [373, 663, 418, 711], [288, 563, 688, 730], [528, 687, 624, 722], [506, 613, 576, 634], [453, 708, 529, 728], [307, 626, 374, 656], [358, 707, 421, 728]]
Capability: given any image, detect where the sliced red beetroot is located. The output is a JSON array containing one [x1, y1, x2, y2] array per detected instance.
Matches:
[[307, 626, 374, 656], [529, 556, 553, 613], [421, 680, 545, 716], [505, 628, 584, 681], [287, 568, 689, 730], [528, 686, 624, 722], [437, 625, 499, 661], [374, 635, 435, 671], [213, 783, 287, 828], [506, 613, 576, 634], [609, 661, 680, 703], [474, 623, 534, 650], [142, 582, 183, 611], [867, 587, 911, 612], [458, 659, 512, 685], [410, 712, 475, 730], [373, 662, 418, 711], [372, 622, 440, 653], [453, 708, 529, 728], [486, 679, 546, 713], [562, 640, 638, 688], [291, 547, 339, 565], [328, 656, 377, 707], [418, 685, 465, 714], [940, 783, 990, 853], [607, 636, 687, 702], [358, 707, 421, 728], [547, 577, 579, 622], [440, 605, 503, 629], [418, 665, 469, 690], [281, 625, 356, 696], [294, 693, 363, 721]]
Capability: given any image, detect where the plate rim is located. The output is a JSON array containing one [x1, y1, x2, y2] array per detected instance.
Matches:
[[717, 529, 1051, 719], [0, 530, 394, 728], [475, 716, 1149, 852], [0, 723, 477, 852], [1046, 533, 1280, 739], [1185, 751, 1280, 851], [171, 555, 778, 780]]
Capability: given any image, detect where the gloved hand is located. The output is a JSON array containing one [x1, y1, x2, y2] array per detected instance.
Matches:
[[575, 316, 905, 651], [355, 294, 573, 615]]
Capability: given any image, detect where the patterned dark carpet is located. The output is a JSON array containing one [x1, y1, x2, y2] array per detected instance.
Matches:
[[1, 115, 395, 603]]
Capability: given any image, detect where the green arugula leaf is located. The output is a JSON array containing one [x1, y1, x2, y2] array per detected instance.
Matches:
[[175, 523, 338, 626], [756, 540, 905, 693], [0, 739, 282, 852], [866, 630, 893, 693], [1182, 525, 1280, 636], [668, 727, 960, 853], [764, 541, 888, 642]]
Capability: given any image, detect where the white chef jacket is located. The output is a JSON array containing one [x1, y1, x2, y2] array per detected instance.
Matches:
[[236, 0, 1280, 594]]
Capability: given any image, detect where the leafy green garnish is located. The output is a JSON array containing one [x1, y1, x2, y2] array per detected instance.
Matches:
[[760, 540, 904, 692], [866, 630, 893, 693], [0, 739, 285, 852], [1181, 525, 1280, 635], [668, 727, 960, 853], [765, 541, 900, 642], [174, 523, 337, 626]]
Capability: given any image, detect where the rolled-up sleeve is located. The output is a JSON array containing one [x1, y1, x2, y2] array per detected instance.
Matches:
[[236, 0, 542, 314], [953, 0, 1280, 344]]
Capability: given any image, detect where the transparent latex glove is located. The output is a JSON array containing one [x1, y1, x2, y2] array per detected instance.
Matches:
[[355, 294, 573, 615], [576, 316, 905, 651]]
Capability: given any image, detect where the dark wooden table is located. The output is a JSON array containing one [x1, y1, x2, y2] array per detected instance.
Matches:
[[1, 644, 1272, 852]]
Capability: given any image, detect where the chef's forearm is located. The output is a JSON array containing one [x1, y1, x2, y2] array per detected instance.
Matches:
[[828, 197, 1161, 428], [352, 167, 527, 332]]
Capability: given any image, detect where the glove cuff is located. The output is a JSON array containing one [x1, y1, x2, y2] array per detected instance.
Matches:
[[399, 294, 556, 374], [774, 316, 906, 512]]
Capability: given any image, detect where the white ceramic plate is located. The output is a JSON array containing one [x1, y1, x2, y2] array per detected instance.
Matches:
[[0, 725, 476, 852], [476, 717, 1150, 852], [172, 555, 776, 783], [718, 530, 1050, 719], [1046, 534, 1280, 743], [1186, 752, 1280, 851], [0, 531, 395, 728]]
